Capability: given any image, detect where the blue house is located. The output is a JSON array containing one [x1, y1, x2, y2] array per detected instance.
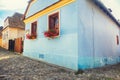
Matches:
[[23, 0, 120, 70]]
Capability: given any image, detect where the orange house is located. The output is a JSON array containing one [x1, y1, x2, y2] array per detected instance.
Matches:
[[2, 13, 25, 50], [0, 27, 3, 47]]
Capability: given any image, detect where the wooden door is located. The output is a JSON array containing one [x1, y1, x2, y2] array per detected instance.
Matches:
[[14, 37, 23, 53]]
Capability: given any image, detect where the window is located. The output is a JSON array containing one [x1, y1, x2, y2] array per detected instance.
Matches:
[[48, 12, 59, 36], [26, 21, 37, 39], [116, 35, 119, 45], [31, 21, 37, 35]]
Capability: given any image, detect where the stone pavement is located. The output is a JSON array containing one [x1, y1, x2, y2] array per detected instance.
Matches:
[[0, 47, 120, 80]]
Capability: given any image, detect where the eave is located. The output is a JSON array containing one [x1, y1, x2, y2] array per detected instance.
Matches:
[[93, 0, 120, 27], [23, 0, 75, 23]]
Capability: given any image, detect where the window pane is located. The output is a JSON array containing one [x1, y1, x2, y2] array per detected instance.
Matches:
[[31, 21, 37, 35], [49, 12, 59, 31]]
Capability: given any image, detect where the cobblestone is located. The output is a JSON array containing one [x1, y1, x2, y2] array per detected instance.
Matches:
[[0, 47, 120, 80]]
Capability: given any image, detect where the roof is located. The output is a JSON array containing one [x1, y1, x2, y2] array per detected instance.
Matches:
[[23, 0, 120, 27], [23, 0, 34, 20], [93, 0, 120, 27], [4, 12, 25, 29], [0, 27, 3, 30], [23, 0, 61, 20]]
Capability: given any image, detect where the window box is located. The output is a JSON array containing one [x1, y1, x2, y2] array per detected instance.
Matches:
[[26, 33, 37, 39], [44, 29, 59, 38], [44, 11, 60, 39]]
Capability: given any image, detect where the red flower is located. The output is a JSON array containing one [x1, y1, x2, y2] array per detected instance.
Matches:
[[26, 33, 31, 39], [44, 30, 59, 38], [26, 33, 37, 39]]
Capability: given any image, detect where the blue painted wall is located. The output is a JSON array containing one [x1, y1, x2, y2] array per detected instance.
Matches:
[[78, 0, 120, 69], [24, 1, 79, 70], [24, 0, 120, 70], [26, 0, 59, 18]]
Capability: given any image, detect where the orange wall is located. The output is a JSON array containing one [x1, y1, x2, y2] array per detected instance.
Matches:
[[0, 36, 2, 47], [2, 27, 25, 49], [2, 27, 9, 49]]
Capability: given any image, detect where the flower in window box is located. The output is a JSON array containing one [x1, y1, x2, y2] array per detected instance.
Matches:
[[26, 33, 37, 39], [31, 34, 37, 39], [44, 29, 59, 38], [26, 33, 31, 39]]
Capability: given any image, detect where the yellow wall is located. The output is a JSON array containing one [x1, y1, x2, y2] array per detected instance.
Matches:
[[17, 28, 25, 40], [2, 27, 25, 49], [2, 27, 9, 49]]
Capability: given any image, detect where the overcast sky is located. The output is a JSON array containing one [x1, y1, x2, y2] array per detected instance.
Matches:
[[101, 0, 120, 20], [0, 0, 120, 26], [0, 0, 28, 26]]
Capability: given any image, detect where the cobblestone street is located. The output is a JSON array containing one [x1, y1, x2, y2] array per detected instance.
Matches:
[[0, 47, 120, 80]]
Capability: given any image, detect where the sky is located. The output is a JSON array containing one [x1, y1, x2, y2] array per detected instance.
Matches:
[[0, 0, 120, 26], [0, 0, 29, 26], [101, 0, 120, 20]]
